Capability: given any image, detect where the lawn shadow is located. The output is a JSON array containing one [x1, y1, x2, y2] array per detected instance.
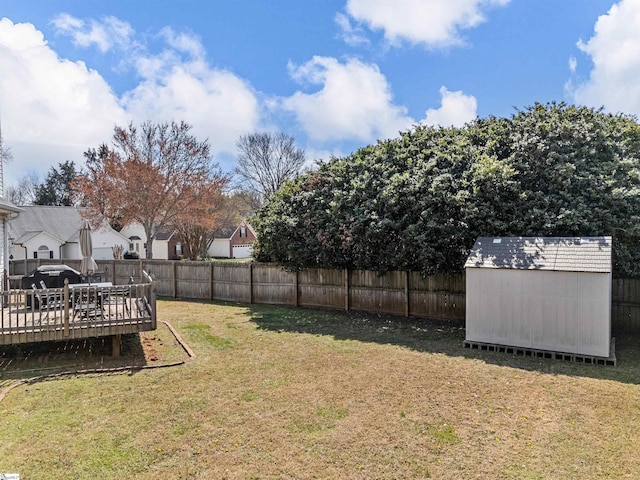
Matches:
[[246, 303, 640, 385], [0, 334, 149, 382]]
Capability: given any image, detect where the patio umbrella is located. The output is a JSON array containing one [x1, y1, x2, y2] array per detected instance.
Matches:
[[79, 220, 98, 280]]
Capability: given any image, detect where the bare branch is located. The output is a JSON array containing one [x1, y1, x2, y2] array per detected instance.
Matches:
[[235, 132, 305, 204]]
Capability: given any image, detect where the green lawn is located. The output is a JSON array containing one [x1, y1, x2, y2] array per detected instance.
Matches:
[[1, 299, 640, 479]]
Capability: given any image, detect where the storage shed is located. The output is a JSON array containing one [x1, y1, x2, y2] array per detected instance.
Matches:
[[464, 236, 612, 359]]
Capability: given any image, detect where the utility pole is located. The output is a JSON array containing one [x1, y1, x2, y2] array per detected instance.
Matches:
[[0, 115, 4, 198]]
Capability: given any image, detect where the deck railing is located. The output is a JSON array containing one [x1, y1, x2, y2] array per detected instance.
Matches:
[[0, 276, 156, 346]]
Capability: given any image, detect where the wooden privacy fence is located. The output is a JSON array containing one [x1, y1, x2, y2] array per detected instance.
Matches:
[[10, 259, 640, 331]]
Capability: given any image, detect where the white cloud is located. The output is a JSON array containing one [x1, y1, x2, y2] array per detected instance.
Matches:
[[122, 64, 260, 154], [570, 0, 640, 114], [422, 86, 477, 127], [343, 0, 510, 48], [122, 28, 259, 154], [0, 16, 261, 184], [52, 14, 135, 53], [159, 27, 206, 60], [0, 18, 126, 146], [334, 12, 369, 47], [568, 56, 577, 73], [281, 56, 413, 143]]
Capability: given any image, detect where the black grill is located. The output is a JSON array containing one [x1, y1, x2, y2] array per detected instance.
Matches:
[[22, 264, 83, 289]]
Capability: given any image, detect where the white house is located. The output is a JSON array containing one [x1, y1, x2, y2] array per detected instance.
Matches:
[[118, 224, 182, 260], [119, 223, 147, 258], [0, 198, 22, 288], [8, 206, 129, 261]]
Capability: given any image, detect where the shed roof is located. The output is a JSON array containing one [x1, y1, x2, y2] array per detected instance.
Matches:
[[465, 236, 611, 273]]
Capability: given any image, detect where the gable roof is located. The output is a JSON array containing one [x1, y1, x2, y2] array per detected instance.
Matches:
[[464, 236, 612, 273], [15, 230, 65, 245], [9, 206, 84, 243], [230, 222, 255, 239], [8, 206, 125, 245], [155, 229, 175, 241], [211, 222, 253, 239]]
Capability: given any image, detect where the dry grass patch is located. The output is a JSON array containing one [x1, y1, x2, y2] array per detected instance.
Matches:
[[1, 298, 640, 479]]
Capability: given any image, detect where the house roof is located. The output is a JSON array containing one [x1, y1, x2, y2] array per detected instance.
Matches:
[[212, 225, 239, 239], [155, 229, 174, 241], [464, 236, 612, 273], [14, 230, 65, 245], [8, 205, 123, 245], [0, 198, 22, 215]]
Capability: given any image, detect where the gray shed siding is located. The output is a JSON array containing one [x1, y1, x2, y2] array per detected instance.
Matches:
[[465, 237, 611, 358]]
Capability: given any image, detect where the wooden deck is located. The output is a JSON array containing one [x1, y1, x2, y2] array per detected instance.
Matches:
[[0, 280, 157, 349]]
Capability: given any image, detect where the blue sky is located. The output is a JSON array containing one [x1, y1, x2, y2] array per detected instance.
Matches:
[[1, 0, 639, 187]]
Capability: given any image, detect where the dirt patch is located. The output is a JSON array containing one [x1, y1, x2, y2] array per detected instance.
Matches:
[[140, 333, 162, 362]]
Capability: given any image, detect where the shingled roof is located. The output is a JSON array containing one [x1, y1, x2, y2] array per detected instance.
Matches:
[[9, 206, 85, 244], [8, 205, 121, 245], [465, 236, 612, 273]]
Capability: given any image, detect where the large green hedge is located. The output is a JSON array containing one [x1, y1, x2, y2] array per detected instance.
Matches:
[[251, 103, 640, 276]]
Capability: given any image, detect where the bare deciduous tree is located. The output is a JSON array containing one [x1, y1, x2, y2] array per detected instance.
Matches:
[[76, 121, 227, 259], [5, 171, 40, 205], [0, 119, 12, 199], [0, 126, 11, 165], [235, 132, 305, 204]]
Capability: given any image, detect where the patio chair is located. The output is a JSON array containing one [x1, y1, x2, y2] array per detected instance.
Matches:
[[72, 286, 102, 320], [30, 283, 59, 323], [37, 281, 64, 309]]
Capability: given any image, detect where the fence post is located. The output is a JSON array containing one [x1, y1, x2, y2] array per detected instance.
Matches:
[[151, 280, 157, 330], [210, 262, 214, 301], [294, 269, 299, 307], [344, 268, 349, 312], [249, 263, 254, 304], [405, 270, 410, 317], [173, 261, 178, 298]]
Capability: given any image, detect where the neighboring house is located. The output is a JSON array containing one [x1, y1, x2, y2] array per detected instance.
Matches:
[[119, 224, 183, 260], [8, 206, 129, 261], [0, 198, 22, 288], [120, 221, 255, 260], [208, 222, 256, 259], [120, 223, 147, 258], [155, 229, 182, 260]]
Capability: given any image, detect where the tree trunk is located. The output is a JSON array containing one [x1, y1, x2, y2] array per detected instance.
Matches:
[[144, 226, 154, 260]]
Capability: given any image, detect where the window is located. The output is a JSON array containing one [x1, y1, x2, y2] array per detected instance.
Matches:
[[175, 243, 183, 256], [240, 226, 247, 238], [37, 245, 51, 259], [129, 243, 134, 251]]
